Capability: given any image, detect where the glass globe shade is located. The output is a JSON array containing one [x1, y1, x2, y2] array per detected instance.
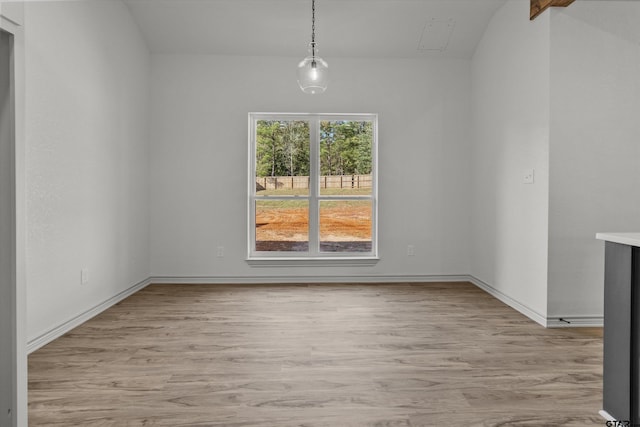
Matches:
[[297, 55, 329, 95]]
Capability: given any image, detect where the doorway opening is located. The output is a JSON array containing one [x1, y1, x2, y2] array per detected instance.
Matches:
[[0, 27, 16, 427]]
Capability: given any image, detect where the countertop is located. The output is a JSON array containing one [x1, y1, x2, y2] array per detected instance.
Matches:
[[596, 232, 640, 247]]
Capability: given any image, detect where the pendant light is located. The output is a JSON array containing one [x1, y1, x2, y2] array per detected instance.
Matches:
[[297, 0, 328, 94]]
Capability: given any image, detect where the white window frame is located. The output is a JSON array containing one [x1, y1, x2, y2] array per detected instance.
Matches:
[[247, 113, 378, 266]]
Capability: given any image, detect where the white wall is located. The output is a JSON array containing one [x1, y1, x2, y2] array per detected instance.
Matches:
[[149, 55, 472, 280], [24, 1, 151, 342], [548, 4, 640, 318], [471, 0, 550, 322]]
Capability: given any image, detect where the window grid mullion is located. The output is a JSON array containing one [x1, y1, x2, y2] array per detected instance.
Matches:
[[308, 118, 319, 256], [248, 117, 257, 257]]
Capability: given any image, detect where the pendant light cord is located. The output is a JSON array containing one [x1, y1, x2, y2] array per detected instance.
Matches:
[[311, 0, 316, 59]]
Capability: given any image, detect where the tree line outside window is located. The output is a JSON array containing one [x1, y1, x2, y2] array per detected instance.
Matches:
[[256, 120, 373, 178]]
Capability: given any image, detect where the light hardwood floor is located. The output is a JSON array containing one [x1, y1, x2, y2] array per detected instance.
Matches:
[[29, 282, 604, 426]]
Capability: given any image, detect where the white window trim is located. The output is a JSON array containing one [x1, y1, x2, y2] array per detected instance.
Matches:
[[247, 112, 379, 265]]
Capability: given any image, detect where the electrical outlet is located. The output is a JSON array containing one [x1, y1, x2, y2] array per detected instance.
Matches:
[[407, 245, 415, 256], [81, 269, 89, 285], [523, 169, 535, 184], [216, 246, 225, 257]]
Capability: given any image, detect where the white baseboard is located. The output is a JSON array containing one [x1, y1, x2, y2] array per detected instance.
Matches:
[[148, 274, 473, 285], [27, 274, 602, 354], [23, 275, 491, 355], [546, 316, 603, 328], [27, 278, 151, 354], [599, 410, 615, 422], [151, 275, 604, 329], [467, 276, 604, 328], [467, 276, 548, 327]]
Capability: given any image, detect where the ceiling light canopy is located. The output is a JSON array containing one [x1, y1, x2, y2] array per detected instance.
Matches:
[[297, 0, 328, 95]]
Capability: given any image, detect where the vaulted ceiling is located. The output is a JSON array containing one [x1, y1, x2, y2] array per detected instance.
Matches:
[[561, 0, 640, 46], [123, 0, 508, 59], [123, 0, 640, 59]]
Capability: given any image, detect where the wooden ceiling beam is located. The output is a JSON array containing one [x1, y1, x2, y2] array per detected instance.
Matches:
[[530, 0, 575, 20]]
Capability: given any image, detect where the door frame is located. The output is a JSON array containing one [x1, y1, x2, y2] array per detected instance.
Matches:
[[0, 3, 26, 426]]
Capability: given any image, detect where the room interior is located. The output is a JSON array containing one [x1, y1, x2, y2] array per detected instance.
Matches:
[[2, 0, 640, 424]]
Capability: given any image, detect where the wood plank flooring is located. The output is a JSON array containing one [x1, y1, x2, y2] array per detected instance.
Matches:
[[28, 282, 604, 426]]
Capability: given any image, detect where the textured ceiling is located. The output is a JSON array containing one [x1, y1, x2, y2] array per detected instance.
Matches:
[[123, 0, 508, 59]]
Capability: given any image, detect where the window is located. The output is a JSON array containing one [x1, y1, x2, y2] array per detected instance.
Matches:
[[248, 113, 377, 263]]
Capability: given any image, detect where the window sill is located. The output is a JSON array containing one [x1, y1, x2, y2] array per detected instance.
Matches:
[[246, 257, 379, 268]]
